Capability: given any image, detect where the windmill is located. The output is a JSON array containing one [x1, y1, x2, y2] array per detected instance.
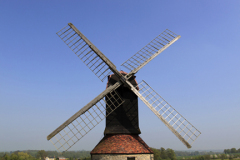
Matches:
[[47, 23, 201, 158]]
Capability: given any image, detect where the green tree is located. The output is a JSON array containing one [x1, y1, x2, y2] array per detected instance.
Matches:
[[193, 151, 200, 156], [220, 154, 226, 160], [204, 155, 211, 160], [4, 154, 10, 160], [160, 147, 167, 159], [166, 148, 176, 160], [238, 148, 240, 153], [151, 148, 161, 160], [10, 153, 19, 160], [18, 152, 30, 160], [36, 151, 47, 160], [224, 149, 230, 154], [230, 148, 236, 153], [197, 156, 205, 160]]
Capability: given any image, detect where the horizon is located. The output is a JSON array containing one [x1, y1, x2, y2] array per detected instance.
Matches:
[[0, 149, 226, 152], [1, 0, 240, 152]]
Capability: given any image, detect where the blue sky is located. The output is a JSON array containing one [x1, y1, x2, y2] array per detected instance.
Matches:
[[0, 0, 240, 151]]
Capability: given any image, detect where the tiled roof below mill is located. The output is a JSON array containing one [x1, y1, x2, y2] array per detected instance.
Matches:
[[91, 134, 154, 154]]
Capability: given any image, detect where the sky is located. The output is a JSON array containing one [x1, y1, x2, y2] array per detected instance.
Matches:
[[0, 0, 240, 152]]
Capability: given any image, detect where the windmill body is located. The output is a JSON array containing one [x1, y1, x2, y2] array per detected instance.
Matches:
[[47, 23, 201, 160], [91, 71, 154, 159], [104, 71, 140, 135]]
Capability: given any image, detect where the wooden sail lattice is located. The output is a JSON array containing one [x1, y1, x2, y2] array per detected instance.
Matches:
[[49, 90, 124, 152], [121, 29, 180, 74], [57, 24, 113, 82], [137, 80, 201, 148]]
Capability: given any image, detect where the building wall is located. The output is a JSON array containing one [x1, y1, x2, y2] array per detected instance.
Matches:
[[91, 154, 154, 160]]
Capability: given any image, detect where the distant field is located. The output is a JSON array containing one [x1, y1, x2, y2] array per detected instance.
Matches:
[[214, 159, 240, 160], [177, 156, 240, 160]]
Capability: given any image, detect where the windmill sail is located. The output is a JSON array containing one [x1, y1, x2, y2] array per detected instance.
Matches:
[[122, 29, 180, 76], [47, 84, 124, 152], [126, 80, 201, 148], [49, 23, 201, 152], [57, 23, 121, 81]]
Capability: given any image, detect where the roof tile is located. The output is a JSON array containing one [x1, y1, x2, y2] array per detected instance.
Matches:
[[91, 134, 154, 154]]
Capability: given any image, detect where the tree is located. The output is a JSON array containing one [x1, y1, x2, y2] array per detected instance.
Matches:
[[196, 156, 205, 160], [220, 154, 226, 160], [237, 148, 240, 153], [230, 148, 236, 153], [18, 152, 30, 160], [36, 150, 47, 160], [193, 151, 200, 156], [10, 153, 19, 160], [224, 149, 230, 154], [4, 154, 10, 160], [160, 147, 167, 159], [204, 155, 211, 160], [151, 148, 161, 160], [166, 148, 176, 160]]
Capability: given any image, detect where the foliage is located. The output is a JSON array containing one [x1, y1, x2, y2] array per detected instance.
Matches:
[[0, 151, 90, 160], [219, 154, 226, 160], [151, 147, 176, 160], [166, 148, 176, 160], [4, 154, 10, 160], [151, 148, 161, 160], [196, 155, 205, 160], [160, 147, 168, 159], [61, 151, 90, 159], [79, 158, 90, 160], [10, 153, 18, 160], [224, 148, 240, 154], [1, 152, 37, 160], [36, 150, 47, 160], [175, 151, 222, 157], [191, 155, 212, 160], [4, 148, 240, 160], [18, 152, 30, 160]]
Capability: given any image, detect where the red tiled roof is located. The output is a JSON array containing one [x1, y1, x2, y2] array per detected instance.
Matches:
[[91, 134, 153, 154]]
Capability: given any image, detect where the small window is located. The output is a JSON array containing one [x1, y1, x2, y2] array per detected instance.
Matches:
[[127, 157, 135, 160]]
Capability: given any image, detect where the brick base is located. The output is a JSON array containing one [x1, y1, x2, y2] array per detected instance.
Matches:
[[91, 134, 153, 154], [91, 134, 154, 160], [91, 154, 154, 160]]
